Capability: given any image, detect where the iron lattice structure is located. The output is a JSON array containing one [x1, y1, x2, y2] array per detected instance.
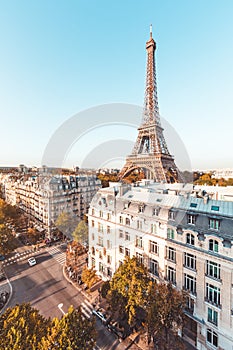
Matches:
[[119, 27, 181, 182]]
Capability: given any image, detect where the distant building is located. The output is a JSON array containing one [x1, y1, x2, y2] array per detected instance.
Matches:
[[213, 169, 233, 180], [1, 173, 101, 238], [88, 181, 233, 349]]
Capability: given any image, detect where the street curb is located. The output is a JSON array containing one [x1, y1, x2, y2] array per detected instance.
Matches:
[[62, 265, 92, 302]]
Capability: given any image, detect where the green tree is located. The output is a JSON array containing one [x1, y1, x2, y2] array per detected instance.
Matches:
[[0, 224, 18, 255], [145, 282, 186, 350], [39, 306, 96, 350], [108, 256, 149, 327], [55, 211, 77, 238], [0, 303, 49, 350], [72, 220, 88, 244], [81, 266, 98, 289]]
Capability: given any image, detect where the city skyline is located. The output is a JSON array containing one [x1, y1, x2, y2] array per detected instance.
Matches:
[[0, 1, 233, 170]]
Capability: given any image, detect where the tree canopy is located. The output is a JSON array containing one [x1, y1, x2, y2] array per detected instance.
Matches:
[[72, 220, 88, 244], [0, 303, 97, 350], [39, 306, 96, 350]]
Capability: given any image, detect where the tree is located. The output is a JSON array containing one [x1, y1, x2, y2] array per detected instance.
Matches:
[[100, 281, 110, 299], [55, 212, 78, 238], [39, 306, 96, 350], [108, 256, 149, 327], [145, 282, 187, 350], [0, 224, 18, 255], [81, 266, 98, 289], [0, 303, 49, 350], [72, 220, 88, 244]]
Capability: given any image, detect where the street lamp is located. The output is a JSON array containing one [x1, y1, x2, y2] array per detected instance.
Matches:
[[58, 303, 66, 315]]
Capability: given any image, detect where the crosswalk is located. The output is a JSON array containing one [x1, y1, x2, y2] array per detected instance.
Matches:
[[3, 249, 35, 266], [81, 299, 93, 319], [46, 245, 66, 266]]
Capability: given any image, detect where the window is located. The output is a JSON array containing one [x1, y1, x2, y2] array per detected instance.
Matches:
[[151, 223, 157, 234], [209, 239, 219, 253], [211, 206, 219, 212], [153, 207, 160, 216], [91, 247, 95, 255], [125, 248, 130, 257], [107, 255, 112, 264], [166, 266, 176, 284], [119, 229, 123, 238], [150, 241, 158, 255], [184, 274, 196, 295], [186, 296, 195, 314], [107, 240, 111, 249], [107, 213, 111, 220], [119, 245, 124, 254], [190, 203, 197, 208], [139, 205, 144, 213], [99, 210, 103, 218], [136, 252, 144, 265], [169, 210, 175, 220], [136, 236, 143, 249], [209, 218, 220, 230], [91, 208, 95, 216], [91, 220, 95, 227], [91, 233, 95, 241], [98, 222, 103, 233], [149, 258, 158, 276], [125, 232, 130, 241], [166, 247, 176, 262], [91, 258, 95, 267], [119, 216, 123, 224], [98, 236, 103, 247], [99, 251, 102, 259], [187, 214, 196, 225], [125, 218, 130, 226], [206, 283, 221, 307], [186, 233, 195, 245], [184, 252, 196, 270], [137, 220, 142, 230], [207, 328, 218, 347], [107, 225, 111, 234], [99, 262, 104, 273], [167, 228, 174, 239], [206, 260, 221, 280], [208, 308, 218, 326]]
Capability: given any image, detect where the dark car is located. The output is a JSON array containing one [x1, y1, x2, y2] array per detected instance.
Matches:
[[0, 255, 5, 261], [107, 322, 126, 341], [92, 309, 109, 324]]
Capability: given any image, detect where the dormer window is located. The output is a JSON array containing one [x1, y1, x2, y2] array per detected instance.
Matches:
[[169, 210, 175, 220], [209, 218, 220, 231], [187, 214, 196, 225], [153, 207, 160, 216], [209, 239, 219, 253]]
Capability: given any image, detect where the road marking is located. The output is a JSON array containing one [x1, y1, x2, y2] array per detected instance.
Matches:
[[46, 246, 66, 266], [81, 299, 93, 319]]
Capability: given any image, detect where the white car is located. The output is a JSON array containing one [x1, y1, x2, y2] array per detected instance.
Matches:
[[28, 257, 37, 266]]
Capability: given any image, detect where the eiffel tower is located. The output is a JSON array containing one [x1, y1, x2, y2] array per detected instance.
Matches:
[[119, 26, 181, 183]]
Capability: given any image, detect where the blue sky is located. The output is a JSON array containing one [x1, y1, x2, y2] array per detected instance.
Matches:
[[0, 0, 232, 170]]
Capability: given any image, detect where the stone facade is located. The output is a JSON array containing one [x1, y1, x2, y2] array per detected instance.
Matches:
[[88, 181, 233, 349], [1, 173, 101, 237]]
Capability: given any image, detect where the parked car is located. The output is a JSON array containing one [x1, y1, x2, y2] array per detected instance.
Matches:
[[92, 308, 109, 324], [107, 321, 126, 340], [0, 255, 5, 261], [28, 257, 37, 266]]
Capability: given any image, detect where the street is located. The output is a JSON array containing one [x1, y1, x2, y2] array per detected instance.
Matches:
[[3, 244, 127, 350]]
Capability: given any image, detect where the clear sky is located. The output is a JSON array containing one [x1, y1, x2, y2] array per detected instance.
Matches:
[[0, 0, 232, 170]]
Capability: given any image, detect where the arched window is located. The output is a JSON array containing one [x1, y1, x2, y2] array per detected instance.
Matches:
[[207, 328, 218, 347], [209, 239, 219, 253], [119, 216, 123, 224], [186, 233, 195, 245]]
